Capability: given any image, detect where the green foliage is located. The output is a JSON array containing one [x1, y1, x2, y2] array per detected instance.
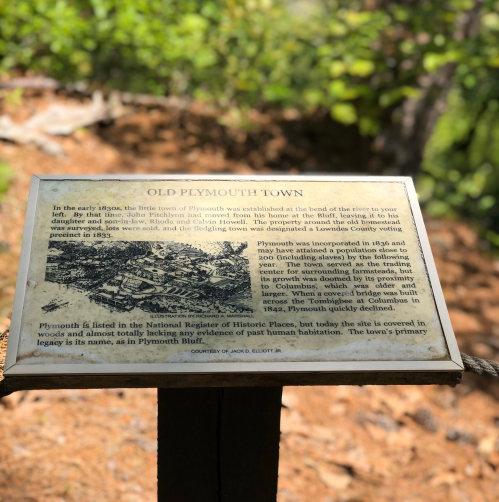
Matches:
[[419, 83, 499, 247], [1, 0, 499, 132], [0, 162, 13, 200], [3, 88, 24, 106]]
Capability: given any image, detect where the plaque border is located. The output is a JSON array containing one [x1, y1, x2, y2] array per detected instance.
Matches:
[[4, 175, 463, 377]]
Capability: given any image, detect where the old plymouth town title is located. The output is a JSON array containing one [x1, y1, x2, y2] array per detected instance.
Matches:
[[147, 188, 303, 197]]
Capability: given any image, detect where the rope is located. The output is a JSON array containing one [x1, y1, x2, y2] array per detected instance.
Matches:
[[461, 353, 499, 377]]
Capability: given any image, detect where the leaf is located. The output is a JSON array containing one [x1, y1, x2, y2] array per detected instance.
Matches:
[[263, 84, 292, 102], [359, 116, 379, 136], [303, 88, 324, 107], [426, 200, 451, 218], [478, 195, 496, 211], [348, 59, 375, 77], [423, 51, 461, 72], [331, 103, 357, 124], [423, 53, 446, 72], [193, 48, 217, 68], [482, 13, 499, 30], [0, 162, 13, 199], [329, 61, 347, 78], [328, 80, 346, 98]]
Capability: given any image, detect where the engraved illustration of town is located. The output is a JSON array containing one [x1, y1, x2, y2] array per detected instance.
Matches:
[[44, 241, 253, 315]]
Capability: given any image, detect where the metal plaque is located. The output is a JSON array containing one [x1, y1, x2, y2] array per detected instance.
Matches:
[[4, 175, 463, 377]]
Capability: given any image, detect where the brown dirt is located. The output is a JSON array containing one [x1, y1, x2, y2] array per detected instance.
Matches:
[[1, 91, 499, 502]]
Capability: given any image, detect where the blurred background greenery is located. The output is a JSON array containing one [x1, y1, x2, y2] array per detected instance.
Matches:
[[1, 0, 499, 246]]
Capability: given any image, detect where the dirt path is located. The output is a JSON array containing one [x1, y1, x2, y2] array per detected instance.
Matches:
[[1, 91, 499, 501]]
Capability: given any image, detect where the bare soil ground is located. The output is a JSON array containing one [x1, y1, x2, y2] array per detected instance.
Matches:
[[1, 90, 499, 502]]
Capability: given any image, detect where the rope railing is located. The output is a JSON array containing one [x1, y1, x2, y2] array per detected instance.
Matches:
[[461, 353, 499, 378]]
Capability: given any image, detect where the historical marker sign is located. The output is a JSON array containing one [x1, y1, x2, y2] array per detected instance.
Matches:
[[4, 175, 462, 379]]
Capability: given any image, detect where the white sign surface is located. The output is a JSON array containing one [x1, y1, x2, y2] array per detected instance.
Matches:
[[5, 175, 462, 376]]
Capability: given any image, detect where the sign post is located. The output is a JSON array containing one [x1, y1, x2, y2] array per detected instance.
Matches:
[[158, 387, 282, 501], [1, 175, 463, 499]]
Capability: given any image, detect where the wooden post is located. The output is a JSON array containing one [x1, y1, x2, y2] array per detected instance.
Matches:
[[158, 387, 283, 501]]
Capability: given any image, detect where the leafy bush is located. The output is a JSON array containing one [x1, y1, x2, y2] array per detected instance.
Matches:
[[419, 80, 499, 247], [2, 1, 499, 128]]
